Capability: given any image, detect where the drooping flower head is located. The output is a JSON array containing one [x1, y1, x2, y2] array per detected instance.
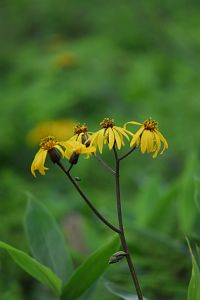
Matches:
[[125, 118, 168, 158], [88, 118, 133, 153], [70, 123, 92, 146], [64, 140, 96, 164], [31, 136, 65, 177]]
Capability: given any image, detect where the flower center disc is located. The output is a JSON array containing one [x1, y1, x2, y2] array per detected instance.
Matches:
[[100, 118, 115, 128], [143, 119, 158, 131], [74, 123, 88, 134], [39, 136, 57, 150]]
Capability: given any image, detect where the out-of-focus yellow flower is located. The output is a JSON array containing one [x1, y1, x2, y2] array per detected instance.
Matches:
[[88, 118, 133, 153], [125, 118, 168, 158], [31, 136, 66, 177], [70, 123, 92, 145], [54, 52, 77, 69], [27, 120, 75, 146], [63, 140, 96, 162]]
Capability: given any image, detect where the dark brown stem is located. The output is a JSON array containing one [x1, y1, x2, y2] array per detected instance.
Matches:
[[56, 161, 121, 234], [93, 153, 116, 175], [119, 146, 136, 161], [113, 147, 143, 300]]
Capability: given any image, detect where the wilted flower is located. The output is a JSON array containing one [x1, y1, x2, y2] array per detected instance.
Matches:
[[125, 118, 168, 158], [88, 118, 133, 153]]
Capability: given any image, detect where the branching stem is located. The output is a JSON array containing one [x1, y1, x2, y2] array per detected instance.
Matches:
[[119, 146, 136, 161], [56, 161, 120, 234], [93, 153, 116, 175]]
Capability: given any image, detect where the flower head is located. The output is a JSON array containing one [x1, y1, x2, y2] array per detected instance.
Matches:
[[54, 52, 77, 69], [63, 140, 96, 164], [87, 118, 133, 153], [125, 118, 168, 158], [31, 136, 65, 177], [70, 123, 92, 145]]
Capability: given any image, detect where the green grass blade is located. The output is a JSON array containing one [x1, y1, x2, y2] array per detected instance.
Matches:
[[187, 239, 200, 300]]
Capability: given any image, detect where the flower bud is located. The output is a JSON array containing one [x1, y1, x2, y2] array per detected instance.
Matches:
[[81, 133, 90, 147], [108, 251, 127, 264], [69, 152, 80, 164], [48, 148, 62, 164]]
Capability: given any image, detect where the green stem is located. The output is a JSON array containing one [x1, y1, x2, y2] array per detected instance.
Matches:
[[57, 161, 121, 234], [93, 153, 116, 175], [113, 147, 143, 300], [119, 146, 136, 161]]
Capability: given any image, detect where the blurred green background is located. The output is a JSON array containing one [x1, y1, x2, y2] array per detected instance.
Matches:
[[0, 0, 200, 299]]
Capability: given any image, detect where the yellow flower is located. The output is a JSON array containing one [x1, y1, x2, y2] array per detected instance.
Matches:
[[27, 120, 75, 146], [54, 52, 77, 69], [88, 118, 133, 153], [31, 136, 65, 177], [62, 140, 96, 164], [70, 123, 92, 145], [125, 118, 168, 158]]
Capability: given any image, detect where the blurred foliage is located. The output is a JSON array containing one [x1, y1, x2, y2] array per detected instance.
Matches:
[[0, 0, 200, 299]]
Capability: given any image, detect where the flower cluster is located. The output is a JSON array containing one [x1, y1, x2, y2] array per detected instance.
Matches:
[[31, 118, 168, 176]]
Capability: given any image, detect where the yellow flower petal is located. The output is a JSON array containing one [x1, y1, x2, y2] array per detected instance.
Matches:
[[146, 131, 154, 152], [115, 129, 125, 146], [115, 127, 130, 140], [69, 134, 78, 141], [81, 146, 96, 154], [153, 132, 161, 158], [31, 149, 48, 177], [124, 121, 142, 129], [108, 128, 115, 150], [97, 129, 105, 153], [130, 126, 144, 147], [155, 130, 168, 151], [113, 128, 122, 150], [140, 130, 148, 153], [88, 131, 99, 146]]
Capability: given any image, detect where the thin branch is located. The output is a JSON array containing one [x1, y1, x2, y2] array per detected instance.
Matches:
[[93, 154, 116, 175], [119, 146, 136, 161], [56, 161, 120, 234]]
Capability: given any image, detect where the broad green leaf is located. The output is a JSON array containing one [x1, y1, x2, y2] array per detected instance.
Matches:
[[0, 241, 62, 296], [61, 235, 119, 300], [24, 195, 73, 283], [187, 239, 200, 300], [79, 283, 97, 300], [105, 281, 148, 300]]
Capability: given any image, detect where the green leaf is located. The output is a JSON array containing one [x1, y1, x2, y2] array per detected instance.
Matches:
[[0, 241, 62, 297], [24, 195, 73, 283], [187, 239, 200, 300], [194, 177, 200, 213], [178, 153, 198, 235], [61, 234, 120, 300], [105, 281, 148, 300]]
